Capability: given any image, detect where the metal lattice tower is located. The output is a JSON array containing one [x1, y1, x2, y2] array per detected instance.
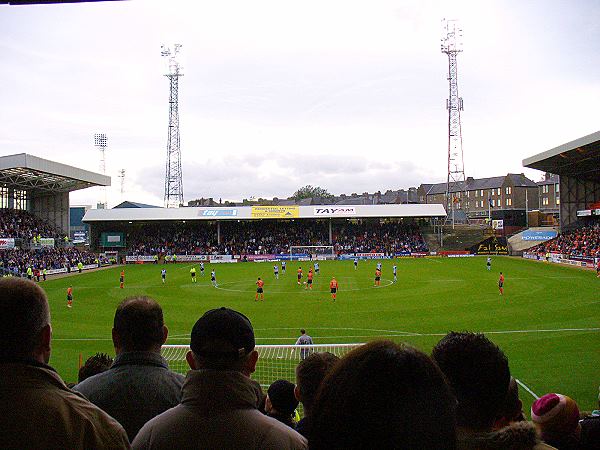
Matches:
[[441, 19, 466, 226], [94, 133, 108, 208], [161, 44, 184, 208]]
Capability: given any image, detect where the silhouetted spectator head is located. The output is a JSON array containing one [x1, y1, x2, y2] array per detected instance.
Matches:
[[78, 352, 114, 383], [112, 296, 167, 353], [295, 351, 339, 415], [187, 307, 258, 374], [266, 379, 299, 420], [310, 340, 456, 450], [532, 393, 581, 444], [0, 277, 51, 363], [432, 331, 510, 430]]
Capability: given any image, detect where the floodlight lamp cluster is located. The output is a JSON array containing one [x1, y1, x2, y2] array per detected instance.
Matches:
[[94, 133, 107, 148]]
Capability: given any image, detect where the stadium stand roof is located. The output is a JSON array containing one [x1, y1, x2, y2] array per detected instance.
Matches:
[[113, 201, 160, 209], [0, 153, 110, 193], [84, 203, 446, 222], [523, 130, 600, 182]]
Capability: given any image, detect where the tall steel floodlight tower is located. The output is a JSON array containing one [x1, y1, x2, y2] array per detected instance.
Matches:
[[94, 133, 108, 208], [441, 19, 466, 226], [161, 44, 184, 208]]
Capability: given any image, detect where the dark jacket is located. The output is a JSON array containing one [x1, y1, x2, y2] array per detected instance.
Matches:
[[457, 421, 557, 450], [0, 361, 130, 449], [74, 351, 185, 441]]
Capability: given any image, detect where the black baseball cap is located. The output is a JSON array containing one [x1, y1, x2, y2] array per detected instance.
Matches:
[[190, 307, 255, 359]]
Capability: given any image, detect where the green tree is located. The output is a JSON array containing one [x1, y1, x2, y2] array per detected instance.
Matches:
[[292, 185, 334, 200]]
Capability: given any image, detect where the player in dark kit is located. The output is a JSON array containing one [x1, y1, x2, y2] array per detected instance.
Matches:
[[255, 277, 265, 301]]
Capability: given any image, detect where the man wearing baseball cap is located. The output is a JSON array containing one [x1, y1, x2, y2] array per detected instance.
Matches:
[[133, 307, 307, 449]]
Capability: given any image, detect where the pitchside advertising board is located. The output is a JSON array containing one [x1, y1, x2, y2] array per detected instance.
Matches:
[[200, 209, 237, 217], [0, 238, 15, 249], [313, 207, 356, 216], [470, 237, 509, 255]]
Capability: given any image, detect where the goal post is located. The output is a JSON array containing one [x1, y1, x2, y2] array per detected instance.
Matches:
[[289, 245, 335, 260], [162, 343, 363, 389]]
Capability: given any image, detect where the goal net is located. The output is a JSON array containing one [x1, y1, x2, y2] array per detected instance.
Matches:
[[289, 245, 335, 260], [162, 343, 362, 390]]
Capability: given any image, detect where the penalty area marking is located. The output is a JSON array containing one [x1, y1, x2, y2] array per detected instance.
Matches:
[[213, 278, 394, 294]]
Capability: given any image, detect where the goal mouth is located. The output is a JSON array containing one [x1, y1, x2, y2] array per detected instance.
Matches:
[[289, 245, 335, 261], [162, 343, 363, 389]]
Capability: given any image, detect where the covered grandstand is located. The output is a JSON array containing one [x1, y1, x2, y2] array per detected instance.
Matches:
[[83, 204, 446, 257], [523, 130, 600, 230], [0, 153, 110, 233]]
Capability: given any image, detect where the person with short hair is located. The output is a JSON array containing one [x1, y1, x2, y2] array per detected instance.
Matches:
[[297, 267, 303, 285], [274, 264, 279, 279], [309, 340, 456, 450], [295, 329, 313, 360], [75, 296, 185, 441], [374, 268, 381, 286], [305, 269, 313, 290], [161, 268, 167, 283], [190, 266, 196, 283], [0, 278, 129, 449], [294, 352, 339, 439], [499, 272, 505, 296], [329, 277, 338, 301], [132, 307, 307, 449], [78, 352, 113, 383], [266, 379, 299, 429], [432, 331, 554, 449], [255, 277, 265, 301], [210, 269, 217, 287], [120, 269, 125, 289], [66, 285, 73, 308]]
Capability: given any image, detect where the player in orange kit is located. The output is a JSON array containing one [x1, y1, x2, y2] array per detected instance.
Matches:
[[119, 269, 125, 289], [66, 285, 73, 308], [374, 268, 381, 286], [305, 269, 314, 290], [255, 277, 265, 301], [297, 267, 303, 285], [330, 277, 338, 301], [498, 272, 505, 296]]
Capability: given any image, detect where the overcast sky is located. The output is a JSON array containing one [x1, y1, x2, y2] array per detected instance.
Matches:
[[1, 0, 599, 207]]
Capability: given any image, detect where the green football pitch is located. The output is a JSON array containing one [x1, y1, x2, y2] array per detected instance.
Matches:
[[41, 256, 599, 413]]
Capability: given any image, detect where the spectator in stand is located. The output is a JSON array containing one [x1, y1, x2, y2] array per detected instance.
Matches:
[[265, 379, 300, 429], [309, 340, 456, 450], [529, 224, 600, 259], [431, 331, 555, 449], [531, 394, 581, 450], [78, 352, 114, 383], [294, 351, 340, 439], [75, 296, 185, 441], [0, 278, 129, 449], [133, 307, 307, 450]]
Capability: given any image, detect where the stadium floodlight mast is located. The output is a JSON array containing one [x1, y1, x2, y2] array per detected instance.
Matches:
[[94, 133, 108, 208], [161, 43, 184, 208], [441, 19, 467, 229]]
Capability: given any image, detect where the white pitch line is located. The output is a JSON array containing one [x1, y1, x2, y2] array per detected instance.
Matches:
[[55, 327, 600, 342], [515, 378, 539, 400]]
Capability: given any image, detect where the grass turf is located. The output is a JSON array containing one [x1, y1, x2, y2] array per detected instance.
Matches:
[[42, 256, 599, 413]]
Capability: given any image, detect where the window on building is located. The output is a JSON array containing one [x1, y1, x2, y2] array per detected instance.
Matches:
[[506, 198, 512, 206], [480, 190, 484, 196], [555, 184, 559, 193], [556, 197, 560, 205], [491, 199, 495, 207], [542, 197, 549, 206], [13, 189, 27, 210], [0, 186, 8, 209], [505, 186, 512, 195]]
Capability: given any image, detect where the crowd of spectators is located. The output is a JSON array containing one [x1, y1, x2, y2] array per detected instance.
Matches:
[[0, 208, 65, 241], [125, 220, 428, 256], [0, 247, 98, 275], [3, 282, 599, 449], [529, 224, 600, 258]]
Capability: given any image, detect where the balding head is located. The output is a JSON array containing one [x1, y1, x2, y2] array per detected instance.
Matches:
[[0, 278, 51, 362]]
